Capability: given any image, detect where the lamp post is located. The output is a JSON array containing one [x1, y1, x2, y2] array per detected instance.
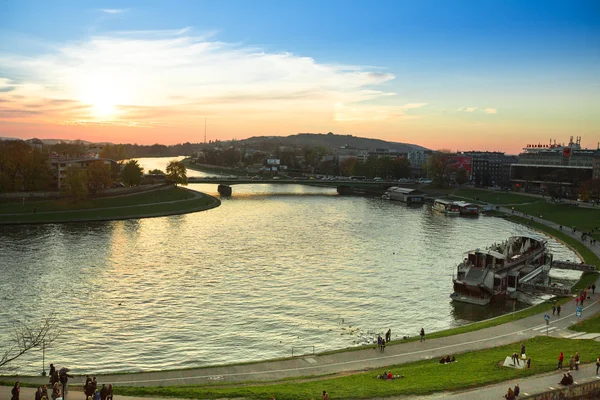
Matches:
[[41, 340, 46, 376]]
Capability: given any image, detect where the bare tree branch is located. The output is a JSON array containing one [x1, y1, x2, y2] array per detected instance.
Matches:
[[0, 314, 61, 369]]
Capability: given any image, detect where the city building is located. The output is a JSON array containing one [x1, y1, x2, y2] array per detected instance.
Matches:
[[332, 145, 369, 163], [510, 137, 597, 194], [594, 150, 600, 179], [50, 157, 117, 189], [460, 151, 518, 188], [407, 150, 429, 168]]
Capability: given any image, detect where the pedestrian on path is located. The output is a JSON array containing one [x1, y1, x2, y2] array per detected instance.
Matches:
[[552, 304, 556, 315], [557, 305, 561, 316], [513, 383, 520, 397], [381, 339, 386, 353], [596, 356, 600, 374], [574, 352, 580, 370], [558, 352, 564, 369], [593, 284, 596, 295], [420, 327, 425, 342], [568, 354, 574, 370]]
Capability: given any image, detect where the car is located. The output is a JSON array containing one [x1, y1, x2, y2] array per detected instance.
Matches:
[[374, 177, 383, 181], [272, 176, 280, 180]]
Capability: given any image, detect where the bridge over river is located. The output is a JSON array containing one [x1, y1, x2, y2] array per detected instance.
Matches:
[[186, 177, 407, 196]]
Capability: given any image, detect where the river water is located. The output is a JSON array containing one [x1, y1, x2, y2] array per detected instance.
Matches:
[[0, 157, 581, 375]]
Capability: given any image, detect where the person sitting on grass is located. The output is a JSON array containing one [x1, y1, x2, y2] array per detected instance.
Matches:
[[387, 371, 393, 380], [439, 357, 446, 364]]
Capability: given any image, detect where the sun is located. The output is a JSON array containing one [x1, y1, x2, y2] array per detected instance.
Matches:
[[77, 74, 127, 119]]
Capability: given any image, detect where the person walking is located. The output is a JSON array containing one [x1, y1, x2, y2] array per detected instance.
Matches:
[[592, 283, 596, 295], [520, 344, 526, 358], [569, 354, 574, 370], [513, 383, 520, 397], [552, 304, 556, 315], [596, 356, 600, 374], [574, 352, 580, 370], [377, 335, 382, 351], [558, 352, 564, 369], [557, 304, 561, 316], [420, 327, 425, 342], [381, 338, 386, 353], [48, 364, 55, 384], [10, 382, 20, 400]]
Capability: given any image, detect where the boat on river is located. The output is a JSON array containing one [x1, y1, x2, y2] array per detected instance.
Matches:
[[451, 235, 551, 305], [453, 201, 480, 216], [432, 199, 460, 215]]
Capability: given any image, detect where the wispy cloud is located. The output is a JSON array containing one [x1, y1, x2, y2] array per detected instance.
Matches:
[[484, 108, 497, 114], [100, 9, 128, 14], [0, 28, 417, 126], [465, 106, 477, 112]]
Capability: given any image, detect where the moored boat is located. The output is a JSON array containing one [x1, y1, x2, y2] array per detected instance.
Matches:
[[453, 201, 480, 216], [451, 235, 551, 305], [432, 199, 460, 215]]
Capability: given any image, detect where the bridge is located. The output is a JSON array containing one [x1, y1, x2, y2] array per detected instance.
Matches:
[[186, 177, 406, 196]]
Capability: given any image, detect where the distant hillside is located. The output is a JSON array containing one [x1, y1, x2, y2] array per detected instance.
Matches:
[[238, 133, 428, 152]]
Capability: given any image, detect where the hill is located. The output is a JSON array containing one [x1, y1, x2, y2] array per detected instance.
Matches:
[[237, 133, 428, 152]]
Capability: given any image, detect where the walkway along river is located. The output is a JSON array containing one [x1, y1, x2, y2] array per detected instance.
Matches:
[[0, 157, 582, 376]]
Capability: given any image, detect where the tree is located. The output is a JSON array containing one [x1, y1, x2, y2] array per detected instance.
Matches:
[[87, 161, 113, 194], [166, 160, 188, 185], [578, 178, 600, 202], [120, 160, 143, 186], [62, 165, 88, 202], [148, 169, 164, 175], [0, 314, 61, 369], [455, 168, 468, 186], [427, 150, 455, 187], [99, 144, 127, 161]]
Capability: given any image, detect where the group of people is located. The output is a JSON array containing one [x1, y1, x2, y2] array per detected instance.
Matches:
[[559, 372, 575, 386], [83, 376, 113, 400], [377, 370, 402, 380], [34, 384, 61, 400], [504, 383, 520, 399], [439, 355, 456, 364], [551, 303, 562, 316], [575, 289, 589, 307]]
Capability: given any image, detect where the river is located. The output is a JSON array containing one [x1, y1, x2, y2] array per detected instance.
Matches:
[[0, 157, 581, 375]]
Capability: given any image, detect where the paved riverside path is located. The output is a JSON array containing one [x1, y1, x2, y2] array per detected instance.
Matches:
[[9, 290, 600, 389]]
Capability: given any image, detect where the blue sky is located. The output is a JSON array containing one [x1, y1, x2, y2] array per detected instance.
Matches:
[[1, 0, 599, 151]]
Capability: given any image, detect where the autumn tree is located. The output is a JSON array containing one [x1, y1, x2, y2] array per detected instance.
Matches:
[[148, 169, 164, 175], [427, 150, 455, 187], [166, 160, 188, 185], [61, 165, 88, 202], [120, 160, 143, 186], [87, 161, 113, 194], [0, 141, 52, 192], [578, 178, 600, 202], [455, 168, 469, 186], [339, 157, 358, 177], [0, 314, 61, 369], [99, 144, 127, 161]]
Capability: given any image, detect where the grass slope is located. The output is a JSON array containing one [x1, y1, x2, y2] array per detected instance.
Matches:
[[569, 313, 600, 333], [0, 188, 216, 224], [114, 337, 598, 400], [514, 202, 600, 242], [1, 187, 195, 214]]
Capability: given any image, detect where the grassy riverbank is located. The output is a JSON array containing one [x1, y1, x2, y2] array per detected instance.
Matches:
[[569, 314, 600, 333], [113, 337, 597, 400], [0, 187, 219, 224]]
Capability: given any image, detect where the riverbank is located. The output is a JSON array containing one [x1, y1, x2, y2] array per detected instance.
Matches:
[[0, 186, 220, 224]]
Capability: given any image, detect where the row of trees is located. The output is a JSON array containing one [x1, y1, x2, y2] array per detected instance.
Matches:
[[0, 141, 53, 192]]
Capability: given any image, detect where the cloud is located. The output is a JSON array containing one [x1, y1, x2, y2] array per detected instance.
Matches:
[[334, 102, 426, 122], [0, 28, 413, 126], [465, 106, 477, 112], [101, 9, 127, 14], [484, 108, 497, 114]]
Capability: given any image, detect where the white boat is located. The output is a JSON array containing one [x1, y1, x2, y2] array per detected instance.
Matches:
[[451, 235, 551, 305], [432, 199, 460, 215]]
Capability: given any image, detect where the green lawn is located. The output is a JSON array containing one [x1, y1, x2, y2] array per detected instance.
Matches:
[[514, 202, 600, 242], [0, 188, 218, 224], [454, 188, 540, 205], [0, 186, 195, 214], [113, 337, 598, 400], [569, 313, 600, 333]]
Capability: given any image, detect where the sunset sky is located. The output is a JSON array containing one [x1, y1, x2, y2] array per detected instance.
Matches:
[[1, 0, 599, 153]]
